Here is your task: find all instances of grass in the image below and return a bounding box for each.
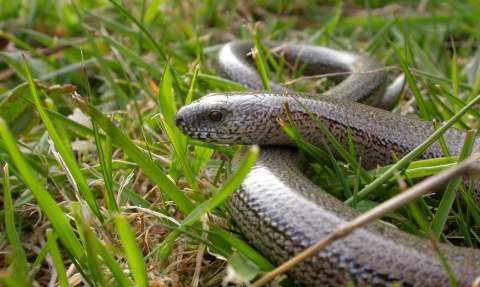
[0,0,479,286]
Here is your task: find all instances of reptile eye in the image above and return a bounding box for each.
[208,110,224,122]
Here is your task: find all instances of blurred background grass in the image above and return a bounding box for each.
[0,0,479,286]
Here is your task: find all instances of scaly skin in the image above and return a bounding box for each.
[175,41,480,286]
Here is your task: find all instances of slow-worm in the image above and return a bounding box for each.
[175,41,480,286]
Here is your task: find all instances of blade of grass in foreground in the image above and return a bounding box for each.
[44,99,75,159]
[186,65,215,176]
[0,275,24,287]
[197,73,248,91]
[114,214,149,286]
[251,46,271,91]
[160,116,199,190]
[22,56,103,222]
[46,229,69,287]
[390,41,429,120]
[83,225,108,286]
[0,118,86,260]
[82,49,118,214]
[208,225,274,271]
[315,157,460,191]
[87,226,135,287]
[3,164,31,285]
[157,59,197,187]
[429,130,477,240]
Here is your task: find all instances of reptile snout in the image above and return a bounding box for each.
[174,113,185,128]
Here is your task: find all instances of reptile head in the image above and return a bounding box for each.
[175,92,289,145]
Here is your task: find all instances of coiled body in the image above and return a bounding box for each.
[175,41,480,286]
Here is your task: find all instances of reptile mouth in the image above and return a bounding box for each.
[181,130,233,143]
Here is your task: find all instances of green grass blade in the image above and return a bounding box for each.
[31,236,50,273]
[251,46,271,91]
[0,275,27,287]
[22,56,103,221]
[454,205,472,247]
[208,225,274,271]
[85,165,165,211]
[197,73,248,91]
[114,214,149,287]
[0,118,86,260]
[365,19,394,53]
[44,99,75,159]
[104,0,183,93]
[323,143,352,198]
[389,41,429,120]
[185,65,200,105]
[352,157,362,209]
[21,97,106,142]
[226,252,261,284]
[83,227,108,286]
[105,130,116,211]
[80,8,137,38]
[158,59,191,184]
[3,164,31,285]
[316,157,459,190]
[433,120,450,157]
[93,113,117,213]
[107,0,166,61]
[158,58,177,129]
[323,2,343,45]
[409,68,473,91]
[425,86,470,130]
[160,115,199,190]
[99,33,163,79]
[429,130,476,239]
[346,119,357,161]
[410,39,441,75]
[0,31,53,64]
[450,37,459,111]
[192,146,214,175]
[255,39,280,74]
[87,41,117,215]
[435,85,480,121]
[78,25,130,109]
[0,81,74,131]
[46,230,69,287]
[252,34,273,82]
[96,237,135,287]
[38,59,97,82]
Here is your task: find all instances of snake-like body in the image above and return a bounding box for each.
[175,41,480,286]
